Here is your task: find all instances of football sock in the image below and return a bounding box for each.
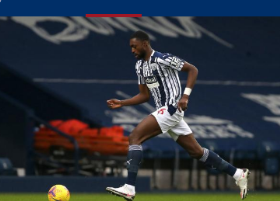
[199,148,237,176]
[126,145,143,186]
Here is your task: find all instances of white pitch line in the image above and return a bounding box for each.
[33,78,280,87]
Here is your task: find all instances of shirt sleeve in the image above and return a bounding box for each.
[135,61,146,84]
[137,73,145,84]
[155,53,185,71]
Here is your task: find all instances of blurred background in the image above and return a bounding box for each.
[0,17,280,193]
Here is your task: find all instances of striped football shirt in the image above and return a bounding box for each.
[135,50,185,114]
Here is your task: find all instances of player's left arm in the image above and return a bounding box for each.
[178,62,198,112]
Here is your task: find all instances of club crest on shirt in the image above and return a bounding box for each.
[150,63,158,71]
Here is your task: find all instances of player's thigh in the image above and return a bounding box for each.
[129,115,162,144]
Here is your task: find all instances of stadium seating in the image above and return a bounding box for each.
[1,17,280,190]
[34,119,128,176]
[0,158,17,176]
[257,141,280,189]
[35,119,128,156]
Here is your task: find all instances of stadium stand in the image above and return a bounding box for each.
[0,17,280,190]
[0,158,17,176]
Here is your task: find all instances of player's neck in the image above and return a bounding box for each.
[143,48,153,61]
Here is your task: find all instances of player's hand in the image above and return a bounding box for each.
[107,99,122,109]
[177,95,189,112]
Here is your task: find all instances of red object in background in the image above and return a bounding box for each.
[35,119,128,155]
[48,119,89,135]
[57,119,89,135]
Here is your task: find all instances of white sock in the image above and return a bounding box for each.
[233,168,243,180]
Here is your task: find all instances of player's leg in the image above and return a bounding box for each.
[128,114,162,145]
[176,134,250,199]
[176,134,238,174]
[126,114,162,186]
[106,114,162,200]
[170,120,250,199]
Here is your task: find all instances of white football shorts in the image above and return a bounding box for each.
[151,106,192,141]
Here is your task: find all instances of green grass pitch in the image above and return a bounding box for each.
[0,192,279,201]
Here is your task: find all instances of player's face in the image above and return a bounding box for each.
[130,38,146,59]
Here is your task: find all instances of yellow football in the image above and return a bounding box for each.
[48,185,70,201]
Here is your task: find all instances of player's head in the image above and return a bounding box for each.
[130,30,151,60]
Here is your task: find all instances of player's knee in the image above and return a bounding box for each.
[128,132,141,145]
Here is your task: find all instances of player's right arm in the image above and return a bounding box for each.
[107,84,150,109]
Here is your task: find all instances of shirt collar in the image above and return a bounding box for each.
[141,50,155,63]
[148,50,155,63]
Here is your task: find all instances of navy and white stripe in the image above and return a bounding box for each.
[135,50,185,110]
[129,145,143,151]
[199,148,210,162]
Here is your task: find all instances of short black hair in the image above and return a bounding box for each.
[130,30,150,42]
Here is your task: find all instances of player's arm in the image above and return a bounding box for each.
[178,62,198,112]
[107,84,150,109]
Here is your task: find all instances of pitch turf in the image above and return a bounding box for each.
[0,193,279,201]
